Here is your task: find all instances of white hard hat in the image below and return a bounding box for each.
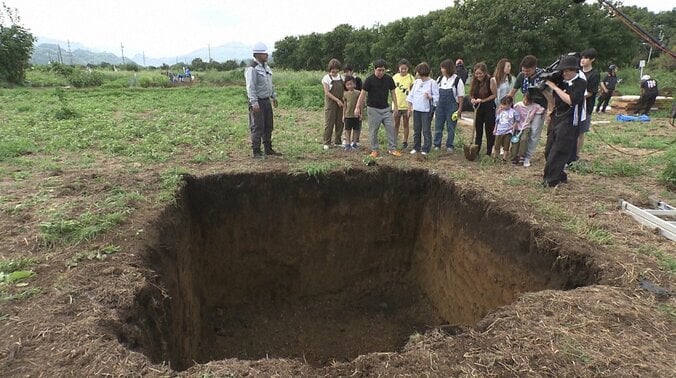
[252,42,268,54]
[641,75,650,81]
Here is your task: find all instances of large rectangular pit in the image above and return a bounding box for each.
[122,168,598,371]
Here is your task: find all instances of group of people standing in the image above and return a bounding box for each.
[245,41,616,188]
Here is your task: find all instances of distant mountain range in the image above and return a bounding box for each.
[30,37,254,66]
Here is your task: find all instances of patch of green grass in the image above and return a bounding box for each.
[657,304,676,318]
[66,244,121,268]
[157,167,190,204]
[0,257,39,302]
[569,159,643,178]
[304,161,337,182]
[559,337,592,365]
[0,257,38,274]
[1,287,41,301]
[635,245,676,274]
[531,196,613,245]
[0,137,37,161]
[504,175,527,186]
[39,188,139,246]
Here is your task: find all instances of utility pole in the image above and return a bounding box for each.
[67,40,73,65]
[143,51,146,67]
[57,44,63,64]
[121,43,125,65]
[208,44,211,62]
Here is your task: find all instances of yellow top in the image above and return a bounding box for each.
[392,73,415,110]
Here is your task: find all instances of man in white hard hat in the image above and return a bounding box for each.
[635,74,658,116]
[245,42,280,158]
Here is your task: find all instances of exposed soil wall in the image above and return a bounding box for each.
[123,168,599,371]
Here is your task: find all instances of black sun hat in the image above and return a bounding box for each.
[556,55,580,71]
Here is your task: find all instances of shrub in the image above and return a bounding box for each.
[68,71,104,88]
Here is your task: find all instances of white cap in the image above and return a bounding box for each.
[252,42,268,54]
[641,75,650,81]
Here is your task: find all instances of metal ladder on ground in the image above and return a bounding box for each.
[620,200,676,241]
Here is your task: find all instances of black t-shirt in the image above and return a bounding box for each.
[456,65,468,84]
[642,79,658,95]
[602,75,618,91]
[363,74,396,109]
[583,68,600,114]
[513,70,548,109]
[554,76,586,113]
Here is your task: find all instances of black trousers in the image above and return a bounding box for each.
[636,93,657,115]
[544,111,576,186]
[249,98,274,150]
[474,102,496,156]
[596,91,612,112]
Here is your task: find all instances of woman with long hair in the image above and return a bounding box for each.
[469,62,497,156]
[493,58,514,106]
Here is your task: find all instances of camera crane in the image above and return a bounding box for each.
[576,0,675,59]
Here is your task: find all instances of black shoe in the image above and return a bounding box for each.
[266,148,282,156]
[252,148,263,159]
[402,142,408,149]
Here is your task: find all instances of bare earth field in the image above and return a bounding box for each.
[0,86,674,376]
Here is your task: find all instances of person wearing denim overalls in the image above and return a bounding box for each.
[433,59,464,152]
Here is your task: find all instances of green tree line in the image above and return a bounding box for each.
[273,0,675,72]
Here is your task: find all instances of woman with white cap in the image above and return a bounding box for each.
[541,54,586,187]
[635,75,659,116]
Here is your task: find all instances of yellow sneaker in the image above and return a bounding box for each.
[369,150,379,158]
[388,150,402,157]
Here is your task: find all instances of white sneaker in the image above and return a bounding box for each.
[523,158,531,167]
[323,144,330,151]
[421,151,428,155]
[410,149,418,155]
[434,146,440,151]
[446,147,454,153]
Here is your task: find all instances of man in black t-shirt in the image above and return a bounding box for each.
[596,65,618,113]
[355,59,402,157]
[570,48,600,163]
[508,55,549,168]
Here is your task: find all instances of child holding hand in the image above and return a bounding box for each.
[493,95,519,161]
[511,92,545,165]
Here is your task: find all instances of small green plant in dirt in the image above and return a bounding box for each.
[304,161,337,182]
[634,245,676,274]
[657,304,676,318]
[0,257,38,302]
[66,244,121,268]
[53,87,79,120]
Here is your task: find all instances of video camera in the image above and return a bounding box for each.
[529,52,580,91]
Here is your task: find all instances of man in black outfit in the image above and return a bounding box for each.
[635,75,659,116]
[542,55,587,187]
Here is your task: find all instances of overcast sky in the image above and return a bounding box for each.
[9,0,674,58]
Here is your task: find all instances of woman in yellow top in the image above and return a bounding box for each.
[392,59,415,149]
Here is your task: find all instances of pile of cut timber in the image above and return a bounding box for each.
[610,95,673,113]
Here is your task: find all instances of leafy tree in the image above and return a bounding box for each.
[0,3,36,84]
[273,36,301,70]
[321,24,353,63]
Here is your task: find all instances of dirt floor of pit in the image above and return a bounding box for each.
[203,282,444,366]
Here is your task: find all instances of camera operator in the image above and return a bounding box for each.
[508,55,549,167]
[542,55,587,187]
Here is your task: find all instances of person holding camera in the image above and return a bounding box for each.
[542,55,587,187]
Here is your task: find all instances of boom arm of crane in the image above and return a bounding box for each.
[592,0,675,58]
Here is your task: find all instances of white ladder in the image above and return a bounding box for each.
[620,200,676,241]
